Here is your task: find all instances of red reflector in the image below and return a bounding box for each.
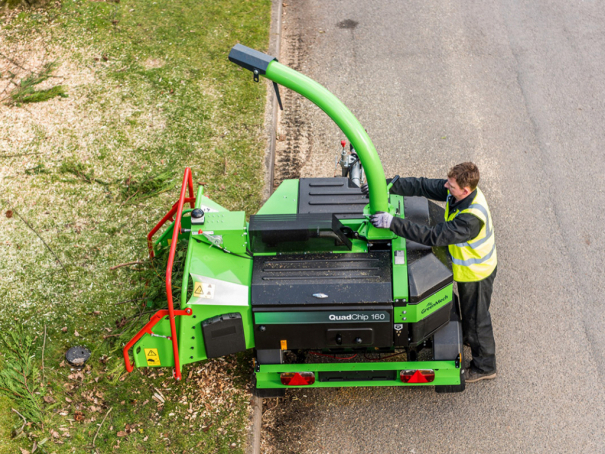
[400,369,435,383]
[280,372,315,386]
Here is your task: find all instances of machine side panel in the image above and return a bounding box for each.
[395,284,454,323]
[177,238,254,364]
[256,179,299,215]
[133,317,180,368]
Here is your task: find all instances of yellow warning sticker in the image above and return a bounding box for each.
[280,340,287,350]
[145,348,160,366]
[193,281,215,299]
[167,238,172,246]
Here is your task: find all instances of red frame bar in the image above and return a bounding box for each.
[122,308,192,373]
[125,168,196,380]
[146,170,195,258]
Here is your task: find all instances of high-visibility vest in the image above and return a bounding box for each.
[445,188,497,282]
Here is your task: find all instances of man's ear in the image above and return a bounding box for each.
[463,187,472,196]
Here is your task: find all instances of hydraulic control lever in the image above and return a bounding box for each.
[387,175,400,192]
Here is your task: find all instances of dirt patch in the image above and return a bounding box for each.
[143,57,165,69]
[272,4,314,187]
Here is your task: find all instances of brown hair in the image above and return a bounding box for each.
[448,162,480,190]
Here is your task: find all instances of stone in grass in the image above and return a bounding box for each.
[65,346,91,368]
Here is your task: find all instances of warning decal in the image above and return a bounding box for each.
[280,340,287,350]
[193,281,215,299]
[145,348,160,366]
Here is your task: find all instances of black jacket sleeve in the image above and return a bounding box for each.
[389,177,449,201]
[390,213,483,247]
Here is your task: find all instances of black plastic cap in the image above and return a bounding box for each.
[65,346,91,368]
[228,44,277,75]
[191,208,204,219]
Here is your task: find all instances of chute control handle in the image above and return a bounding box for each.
[386,175,400,192]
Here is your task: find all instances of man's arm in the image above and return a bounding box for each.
[390,213,482,246]
[389,177,449,201]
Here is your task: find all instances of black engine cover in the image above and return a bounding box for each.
[253,305,393,350]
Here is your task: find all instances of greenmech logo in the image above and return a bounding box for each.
[421,294,451,314]
[329,313,370,321]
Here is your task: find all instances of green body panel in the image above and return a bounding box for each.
[134,194,255,366]
[265,61,388,214]
[133,316,181,368]
[255,361,461,388]
[392,235,409,301]
[394,284,454,323]
[256,179,299,215]
[195,211,248,254]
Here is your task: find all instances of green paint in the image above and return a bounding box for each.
[392,235,408,301]
[133,315,182,368]
[395,284,453,323]
[255,310,390,325]
[255,360,461,388]
[264,61,389,214]
[197,211,247,254]
[257,179,299,214]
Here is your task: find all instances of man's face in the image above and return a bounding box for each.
[445,177,472,201]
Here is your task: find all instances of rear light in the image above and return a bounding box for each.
[280,372,315,386]
[400,369,435,383]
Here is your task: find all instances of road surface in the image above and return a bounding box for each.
[264,1,605,452]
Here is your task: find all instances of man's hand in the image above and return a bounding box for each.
[370,212,393,229]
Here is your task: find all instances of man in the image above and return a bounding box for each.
[366,162,497,383]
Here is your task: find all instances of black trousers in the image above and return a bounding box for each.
[458,267,497,374]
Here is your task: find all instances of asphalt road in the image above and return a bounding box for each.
[265,0,605,452]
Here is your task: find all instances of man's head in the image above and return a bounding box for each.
[445,162,480,201]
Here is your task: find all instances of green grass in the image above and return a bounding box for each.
[7,61,68,104]
[0,0,270,451]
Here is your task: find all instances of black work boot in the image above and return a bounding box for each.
[464,366,497,383]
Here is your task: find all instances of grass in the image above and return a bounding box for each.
[7,61,68,105]
[0,0,271,451]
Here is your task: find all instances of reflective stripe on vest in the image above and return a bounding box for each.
[445,188,497,282]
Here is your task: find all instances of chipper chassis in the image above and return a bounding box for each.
[123,45,465,394]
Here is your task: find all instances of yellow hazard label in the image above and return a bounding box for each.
[145,348,160,366]
[280,340,287,350]
[193,281,215,299]
[193,282,203,297]
[167,238,172,246]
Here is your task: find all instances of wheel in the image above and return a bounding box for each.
[433,302,465,393]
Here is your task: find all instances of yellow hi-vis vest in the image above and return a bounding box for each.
[445,188,497,282]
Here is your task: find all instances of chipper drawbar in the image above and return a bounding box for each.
[123,44,465,394]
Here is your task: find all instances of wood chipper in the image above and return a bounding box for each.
[123,44,465,394]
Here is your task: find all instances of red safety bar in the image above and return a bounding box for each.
[122,308,192,372]
[146,169,195,258]
[124,168,196,380]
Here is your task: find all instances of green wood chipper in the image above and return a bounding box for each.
[122,44,465,395]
